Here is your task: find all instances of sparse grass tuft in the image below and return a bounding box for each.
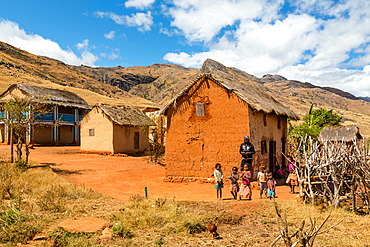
[48,227,98,247]
[112,222,134,239]
[111,196,224,236]
[37,184,67,212]
[0,205,43,244]
[0,160,105,245]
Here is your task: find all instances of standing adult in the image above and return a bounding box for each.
[239,135,255,171]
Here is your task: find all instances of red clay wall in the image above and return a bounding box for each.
[165,78,251,180]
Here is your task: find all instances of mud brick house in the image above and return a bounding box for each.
[160,59,299,181]
[80,103,155,154]
[0,84,91,145]
[319,126,362,144]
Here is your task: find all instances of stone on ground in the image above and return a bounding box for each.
[99,227,113,243]
[58,218,112,233]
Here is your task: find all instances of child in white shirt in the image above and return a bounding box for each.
[214,163,223,200]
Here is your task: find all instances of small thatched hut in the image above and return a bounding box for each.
[80,103,155,154]
[0,84,91,145]
[160,59,299,181]
[319,126,362,143]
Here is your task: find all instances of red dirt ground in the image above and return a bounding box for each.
[0,145,297,202]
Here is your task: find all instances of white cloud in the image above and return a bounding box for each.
[279,65,370,97]
[0,19,98,66]
[165,0,271,43]
[94,11,153,32]
[125,0,155,10]
[104,30,116,40]
[108,52,119,60]
[76,39,90,50]
[163,0,370,96]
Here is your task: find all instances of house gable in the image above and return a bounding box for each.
[0,87,27,101]
[166,77,251,178]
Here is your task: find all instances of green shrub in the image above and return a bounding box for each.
[112,223,133,239]
[0,207,41,244]
[15,158,28,171]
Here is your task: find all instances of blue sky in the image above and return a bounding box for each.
[0,0,370,97]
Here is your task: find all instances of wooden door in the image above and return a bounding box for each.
[134,132,139,149]
[269,140,276,172]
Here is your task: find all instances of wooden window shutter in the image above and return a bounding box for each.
[196,103,205,117]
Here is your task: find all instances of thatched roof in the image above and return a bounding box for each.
[96,103,155,127]
[0,84,91,109]
[159,59,299,119]
[319,126,362,142]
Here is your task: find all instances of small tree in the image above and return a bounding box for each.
[288,104,342,153]
[1,97,52,167]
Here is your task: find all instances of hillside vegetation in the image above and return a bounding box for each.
[1,41,370,135]
[74,62,370,136]
[0,41,158,109]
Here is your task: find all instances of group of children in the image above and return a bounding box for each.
[257,166,277,199]
[214,157,299,200]
[214,163,252,201]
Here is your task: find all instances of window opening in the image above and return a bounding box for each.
[261,141,267,154]
[196,103,205,117]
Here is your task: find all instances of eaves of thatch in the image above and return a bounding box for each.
[96,103,155,127]
[0,84,92,109]
[319,125,362,142]
[159,59,299,120]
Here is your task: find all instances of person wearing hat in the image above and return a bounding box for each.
[239,135,255,171]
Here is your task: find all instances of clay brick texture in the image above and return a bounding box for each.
[165,78,287,181]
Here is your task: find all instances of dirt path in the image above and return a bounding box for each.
[0,145,297,202]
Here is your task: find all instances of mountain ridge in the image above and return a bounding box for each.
[1,41,370,136]
[0,41,158,109]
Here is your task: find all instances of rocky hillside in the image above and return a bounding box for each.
[0,41,158,109]
[74,63,370,136]
[71,63,198,104]
[1,41,369,136]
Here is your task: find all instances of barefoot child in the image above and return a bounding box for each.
[239,167,252,200]
[286,170,298,193]
[257,166,267,199]
[267,172,277,200]
[214,163,223,200]
[228,167,240,201]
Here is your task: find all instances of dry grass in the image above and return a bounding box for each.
[1,160,369,246]
[0,43,159,110]
[0,161,112,245]
[268,200,370,246]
